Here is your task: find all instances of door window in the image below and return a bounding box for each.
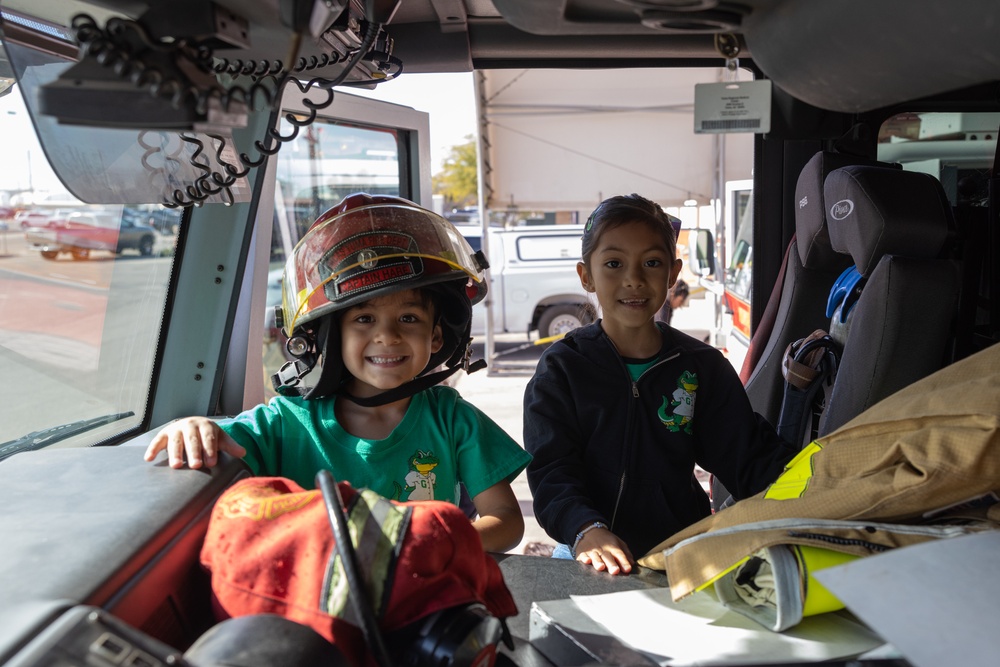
[878,111,997,205]
[262,98,428,399]
[0,36,182,454]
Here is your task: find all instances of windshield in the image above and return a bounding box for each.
[0,35,182,449]
[878,111,999,206]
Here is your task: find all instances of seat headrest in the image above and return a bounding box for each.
[793,151,890,269]
[824,165,952,276]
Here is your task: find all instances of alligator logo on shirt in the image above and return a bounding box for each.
[393,449,440,501]
[658,370,697,434]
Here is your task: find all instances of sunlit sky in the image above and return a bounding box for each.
[347,72,477,172]
[0,90,63,195]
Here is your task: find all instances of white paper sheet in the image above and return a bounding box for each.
[570,587,883,666]
[816,530,1000,667]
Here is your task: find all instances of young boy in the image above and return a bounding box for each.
[144,193,532,553]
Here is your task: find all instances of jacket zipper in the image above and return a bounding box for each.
[609,350,679,528]
[785,531,891,553]
[610,470,626,528]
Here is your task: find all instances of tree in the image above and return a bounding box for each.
[433,135,478,208]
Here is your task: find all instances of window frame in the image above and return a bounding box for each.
[217,89,432,414]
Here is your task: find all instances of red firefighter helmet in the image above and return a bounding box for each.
[273,193,489,401]
[282,192,487,337]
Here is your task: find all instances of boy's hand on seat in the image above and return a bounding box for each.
[144,417,246,470]
[575,528,634,575]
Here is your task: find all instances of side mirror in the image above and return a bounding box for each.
[688,229,716,277]
[0,55,15,99]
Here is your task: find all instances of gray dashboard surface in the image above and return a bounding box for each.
[0,445,243,662]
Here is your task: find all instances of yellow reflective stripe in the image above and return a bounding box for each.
[764,441,823,500]
[793,544,856,616]
[358,489,409,615]
[323,489,410,621]
[697,555,750,592]
[324,557,350,618]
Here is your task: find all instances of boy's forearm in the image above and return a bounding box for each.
[472,507,524,554]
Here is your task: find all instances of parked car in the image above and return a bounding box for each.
[122,206,183,236]
[445,207,479,224]
[25,211,158,260]
[14,209,51,230]
[461,225,595,338]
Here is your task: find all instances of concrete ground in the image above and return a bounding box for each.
[451,295,721,555]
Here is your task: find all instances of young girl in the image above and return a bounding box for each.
[523,194,793,574]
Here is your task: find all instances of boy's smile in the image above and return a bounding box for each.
[339,288,444,397]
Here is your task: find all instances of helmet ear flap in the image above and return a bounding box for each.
[304,316,349,399]
[270,316,350,399]
[422,280,474,374]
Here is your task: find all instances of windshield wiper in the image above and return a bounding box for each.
[0,411,136,461]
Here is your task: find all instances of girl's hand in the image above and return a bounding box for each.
[575,527,635,575]
[144,417,246,469]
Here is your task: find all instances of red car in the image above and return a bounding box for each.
[25,211,158,260]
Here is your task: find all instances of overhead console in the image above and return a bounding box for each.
[0,0,404,207]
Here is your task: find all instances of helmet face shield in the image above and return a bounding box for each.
[282,197,486,337]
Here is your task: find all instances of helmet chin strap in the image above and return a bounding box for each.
[271,317,339,399]
[272,332,487,406]
[271,357,317,396]
[340,357,486,407]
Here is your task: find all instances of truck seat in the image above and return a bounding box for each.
[818,165,960,435]
[742,151,889,426]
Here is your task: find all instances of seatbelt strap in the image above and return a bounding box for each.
[740,234,795,385]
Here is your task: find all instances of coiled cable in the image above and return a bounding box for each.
[69,2,394,208]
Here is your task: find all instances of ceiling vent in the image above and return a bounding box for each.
[615,0,749,33]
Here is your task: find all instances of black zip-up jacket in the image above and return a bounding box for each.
[523,322,795,558]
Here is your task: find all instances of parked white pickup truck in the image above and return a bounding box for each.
[457,224,595,339]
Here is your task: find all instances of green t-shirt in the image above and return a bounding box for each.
[625,357,658,382]
[219,385,531,505]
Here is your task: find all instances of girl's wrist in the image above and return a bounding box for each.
[571,521,608,557]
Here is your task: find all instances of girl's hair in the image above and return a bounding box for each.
[581,193,679,264]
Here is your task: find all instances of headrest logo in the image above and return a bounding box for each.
[829,199,854,220]
[799,195,808,209]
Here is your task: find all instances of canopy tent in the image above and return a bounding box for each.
[474,67,754,224]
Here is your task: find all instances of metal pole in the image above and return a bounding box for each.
[473,71,497,374]
[713,132,728,348]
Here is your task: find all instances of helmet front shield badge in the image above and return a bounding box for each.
[281,199,487,339]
